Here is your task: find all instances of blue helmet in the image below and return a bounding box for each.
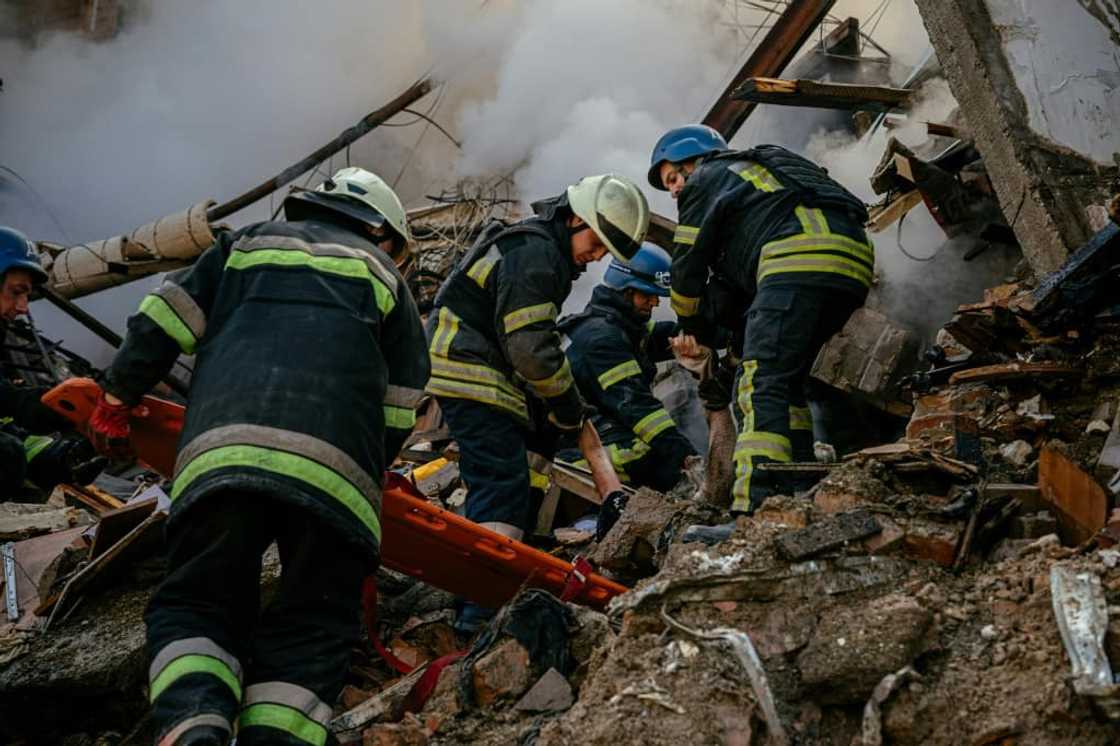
[603,243,671,297]
[647,124,729,190]
[0,226,47,284]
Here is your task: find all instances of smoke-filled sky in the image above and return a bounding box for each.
[0,0,1015,364]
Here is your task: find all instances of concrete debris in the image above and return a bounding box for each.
[471,637,534,708]
[0,503,94,541]
[514,667,574,713]
[998,439,1034,467]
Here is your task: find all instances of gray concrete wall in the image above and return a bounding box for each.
[915,0,1119,275]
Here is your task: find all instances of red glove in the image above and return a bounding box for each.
[88,392,132,458]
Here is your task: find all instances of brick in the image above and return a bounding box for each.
[471,638,533,707]
[1039,445,1109,545]
[340,685,376,711]
[814,487,869,514]
[362,715,429,746]
[863,514,905,554]
[899,518,961,567]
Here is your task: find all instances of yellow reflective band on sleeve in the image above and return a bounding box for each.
[238,703,327,746]
[23,435,53,463]
[149,654,242,704]
[598,359,642,390]
[383,405,415,430]
[789,406,813,432]
[226,249,396,316]
[503,302,558,334]
[529,469,551,490]
[526,358,574,399]
[634,408,674,444]
[673,225,699,246]
[795,206,829,235]
[466,245,501,288]
[737,163,782,192]
[173,445,381,543]
[670,289,701,317]
[429,307,460,357]
[139,294,198,354]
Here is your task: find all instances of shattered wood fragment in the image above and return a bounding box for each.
[88,497,157,560]
[57,484,124,514]
[867,190,923,233]
[948,361,1081,385]
[731,77,911,112]
[1020,222,1120,318]
[1038,446,1109,545]
[774,510,881,561]
[330,666,428,741]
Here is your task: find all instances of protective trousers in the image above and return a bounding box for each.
[438,397,555,539]
[145,492,368,746]
[731,285,863,514]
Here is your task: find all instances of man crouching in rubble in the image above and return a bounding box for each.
[556,242,697,494]
[649,125,874,524]
[0,226,103,498]
[425,173,650,634]
[87,168,429,746]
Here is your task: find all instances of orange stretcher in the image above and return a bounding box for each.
[44,378,627,610]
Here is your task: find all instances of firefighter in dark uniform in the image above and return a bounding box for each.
[0,226,102,498]
[87,168,430,746]
[426,173,649,631]
[557,243,696,493]
[649,125,873,516]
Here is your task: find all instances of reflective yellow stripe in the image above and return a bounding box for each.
[737,360,758,431]
[467,246,501,288]
[238,703,327,746]
[737,163,782,192]
[598,359,642,390]
[757,254,873,287]
[226,249,396,316]
[789,406,812,431]
[173,445,381,543]
[795,206,829,235]
[430,307,460,357]
[150,654,242,703]
[634,408,674,444]
[529,469,551,490]
[671,289,701,317]
[426,376,528,419]
[384,405,415,430]
[673,225,699,246]
[139,295,198,354]
[526,358,574,399]
[733,431,793,463]
[503,302,558,334]
[23,435,53,462]
[429,355,524,400]
[760,233,874,263]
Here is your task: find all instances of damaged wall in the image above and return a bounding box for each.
[915,0,1120,275]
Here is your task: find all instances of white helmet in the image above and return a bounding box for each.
[286,167,410,247]
[566,173,650,263]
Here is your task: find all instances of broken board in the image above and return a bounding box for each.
[42,378,627,611]
[774,510,882,561]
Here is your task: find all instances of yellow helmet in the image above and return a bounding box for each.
[566,173,650,263]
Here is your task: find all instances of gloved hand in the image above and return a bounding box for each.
[697,355,737,411]
[26,432,108,490]
[548,401,595,433]
[8,386,72,434]
[595,490,629,541]
[88,391,133,458]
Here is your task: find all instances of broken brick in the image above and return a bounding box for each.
[899,518,961,567]
[362,715,429,746]
[471,637,533,708]
[1038,445,1109,545]
[340,685,376,711]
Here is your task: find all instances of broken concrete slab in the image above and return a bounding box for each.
[514,667,574,713]
[797,594,933,704]
[0,503,94,541]
[591,488,682,571]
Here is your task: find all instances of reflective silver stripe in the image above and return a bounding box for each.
[158,713,232,746]
[234,234,399,299]
[243,682,332,727]
[795,206,829,235]
[385,384,424,409]
[150,637,242,684]
[154,281,206,340]
[174,424,378,506]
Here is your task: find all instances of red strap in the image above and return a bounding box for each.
[361,575,415,676]
[402,650,467,714]
[559,556,593,603]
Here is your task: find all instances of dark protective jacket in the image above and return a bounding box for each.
[0,325,68,468]
[558,286,696,488]
[103,216,430,557]
[670,145,874,338]
[425,197,583,426]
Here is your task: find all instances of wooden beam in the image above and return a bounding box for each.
[703,0,836,140]
[867,190,923,233]
[732,77,911,113]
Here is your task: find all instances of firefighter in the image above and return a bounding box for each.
[87,168,429,746]
[556,243,696,497]
[426,173,648,631]
[649,125,874,517]
[0,226,102,497]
